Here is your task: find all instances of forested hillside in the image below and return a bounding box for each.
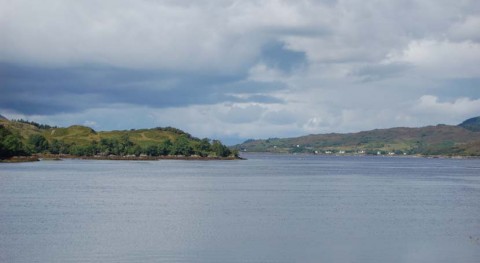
[0,117,237,159]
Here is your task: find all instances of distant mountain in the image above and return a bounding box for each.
[234,117,480,156]
[0,114,7,121]
[0,117,237,159]
[459,116,480,132]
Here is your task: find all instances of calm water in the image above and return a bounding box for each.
[1,154,479,263]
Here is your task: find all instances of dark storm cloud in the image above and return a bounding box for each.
[0,63,284,115]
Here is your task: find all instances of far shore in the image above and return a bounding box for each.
[239,151,480,159]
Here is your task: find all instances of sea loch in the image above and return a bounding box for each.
[1,154,479,263]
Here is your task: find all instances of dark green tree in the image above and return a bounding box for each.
[69,142,98,156]
[145,145,159,156]
[28,134,49,153]
[0,131,27,158]
[99,138,116,155]
[119,134,134,155]
[211,140,231,157]
[49,139,70,154]
[3,135,23,154]
[171,136,193,156]
[158,139,172,155]
[194,138,211,157]
[128,145,143,156]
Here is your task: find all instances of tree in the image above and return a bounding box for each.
[211,140,231,157]
[195,138,211,156]
[28,134,49,153]
[158,139,172,155]
[99,137,133,156]
[99,138,116,155]
[119,134,134,155]
[171,136,193,156]
[49,139,70,154]
[128,145,142,156]
[69,142,98,156]
[0,134,26,158]
[4,135,23,153]
[145,145,159,156]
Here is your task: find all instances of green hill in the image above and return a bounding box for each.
[0,118,237,159]
[234,117,480,156]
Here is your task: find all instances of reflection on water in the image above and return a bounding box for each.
[1,154,479,263]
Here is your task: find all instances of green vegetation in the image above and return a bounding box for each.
[14,119,57,130]
[234,117,480,157]
[0,118,238,160]
[0,125,28,158]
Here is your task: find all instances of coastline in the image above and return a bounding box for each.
[1,154,243,163]
[0,156,40,163]
[3,152,478,163]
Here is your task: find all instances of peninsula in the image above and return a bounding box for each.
[0,116,238,161]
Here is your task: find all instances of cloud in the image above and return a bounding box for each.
[386,40,480,78]
[217,104,266,124]
[263,110,298,125]
[415,95,480,116]
[1,0,480,143]
[448,15,480,42]
[259,41,307,73]
[83,120,97,128]
[351,62,412,82]
[0,0,313,72]
[0,63,285,114]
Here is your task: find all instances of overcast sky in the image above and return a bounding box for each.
[1,0,480,144]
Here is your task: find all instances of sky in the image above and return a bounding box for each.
[1,0,480,145]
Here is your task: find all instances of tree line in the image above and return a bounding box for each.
[13,119,57,130]
[0,125,236,159]
[0,125,28,158]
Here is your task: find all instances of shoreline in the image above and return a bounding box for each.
[1,154,243,163]
[54,154,242,161]
[0,156,41,163]
[2,152,478,163]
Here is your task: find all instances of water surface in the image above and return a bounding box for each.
[1,154,479,262]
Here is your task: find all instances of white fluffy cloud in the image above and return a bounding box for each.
[415,95,480,116]
[386,40,480,78]
[0,0,312,71]
[3,0,475,70]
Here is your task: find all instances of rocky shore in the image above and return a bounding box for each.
[0,156,40,163]
[1,154,243,163]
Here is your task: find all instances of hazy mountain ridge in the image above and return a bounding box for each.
[459,116,480,132]
[234,117,480,156]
